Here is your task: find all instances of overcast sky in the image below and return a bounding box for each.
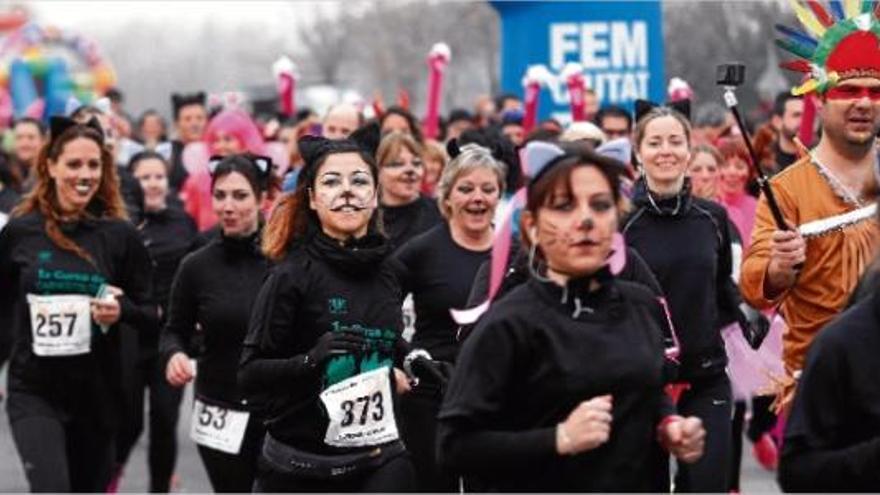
[27,1,337,29]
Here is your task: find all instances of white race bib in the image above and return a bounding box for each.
[321,367,398,448]
[26,294,92,357]
[189,398,250,455]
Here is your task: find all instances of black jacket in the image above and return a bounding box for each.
[159,229,268,406]
[239,231,407,455]
[780,287,880,492]
[622,179,739,379]
[135,205,197,349]
[438,269,673,492]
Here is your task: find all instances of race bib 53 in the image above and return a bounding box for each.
[189,398,250,455]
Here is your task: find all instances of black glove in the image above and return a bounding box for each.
[737,303,770,351]
[305,331,367,368]
[404,349,453,390]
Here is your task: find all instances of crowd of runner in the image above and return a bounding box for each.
[2,4,880,492]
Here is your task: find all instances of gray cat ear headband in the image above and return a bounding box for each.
[522,138,632,184]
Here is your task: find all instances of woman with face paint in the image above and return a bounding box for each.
[377,132,443,249]
[622,106,743,492]
[393,142,505,491]
[437,143,705,491]
[159,154,274,492]
[111,151,197,492]
[0,117,153,492]
[240,136,417,492]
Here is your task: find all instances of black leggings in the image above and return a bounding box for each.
[196,412,265,492]
[729,400,747,491]
[398,385,458,492]
[729,395,778,491]
[116,352,183,492]
[253,452,417,492]
[674,373,733,493]
[747,395,777,441]
[8,392,116,492]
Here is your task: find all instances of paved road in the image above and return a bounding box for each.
[0,378,781,493]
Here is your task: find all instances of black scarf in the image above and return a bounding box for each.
[306,230,391,276]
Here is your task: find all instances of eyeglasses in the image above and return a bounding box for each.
[825,85,880,101]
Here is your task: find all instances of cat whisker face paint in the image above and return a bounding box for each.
[309,152,378,240]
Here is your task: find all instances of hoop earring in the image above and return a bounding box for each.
[527,241,552,283]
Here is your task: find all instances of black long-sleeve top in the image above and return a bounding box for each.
[239,231,406,455]
[0,212,153,428]
[779,288,880,492]
[135,205,197,350]
[382,195,442,249]
[159,230,267,406]
[0,186,20,214]
[622,179,739,379]
[394,223,490,362]
[438,269,674,492]
[168,140,190,194]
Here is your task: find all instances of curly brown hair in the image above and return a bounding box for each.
[13,124,127,263]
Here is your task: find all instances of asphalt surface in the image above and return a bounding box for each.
[0,375,781,493]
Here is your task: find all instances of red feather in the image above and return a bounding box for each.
[780,59,813,73]
[397,88,410,111]
[805,0,834,26]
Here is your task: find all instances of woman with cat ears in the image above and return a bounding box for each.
[437,140,705,491]
[160,153,276,491]
[240,132,449,492]
[622,99,767,492]
[0,116,154,491]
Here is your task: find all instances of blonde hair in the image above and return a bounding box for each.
[376,131,423,168]
[436,144,506,218]
[421,139,447,166]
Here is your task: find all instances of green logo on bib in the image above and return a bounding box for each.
[328,297,348,315]
[37,250,52,263]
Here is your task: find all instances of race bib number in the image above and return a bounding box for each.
[26,294,92,357]
[189,399,250,455]
[402,294,416,342]
[321,367,399,448]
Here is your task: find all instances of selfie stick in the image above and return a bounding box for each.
[718,69,788,230]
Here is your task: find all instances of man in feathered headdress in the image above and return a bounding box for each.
[740,0,880,413]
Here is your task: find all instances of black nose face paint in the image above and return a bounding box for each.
[580,217,595,230]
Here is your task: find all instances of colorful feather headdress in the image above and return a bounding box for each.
[777,0,880,95]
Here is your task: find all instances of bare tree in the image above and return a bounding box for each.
[298,7,354,85]
[663,0,797,111]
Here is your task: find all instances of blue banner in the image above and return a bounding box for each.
[493,1,665,121]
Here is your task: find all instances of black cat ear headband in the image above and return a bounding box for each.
[49,115,105,148]
[633,98,691,123]
[446,138,505,162]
